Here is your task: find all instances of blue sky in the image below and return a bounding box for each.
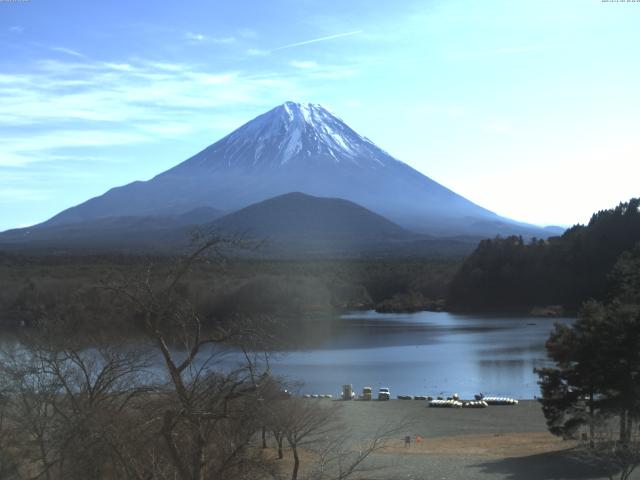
[1,0,638,231]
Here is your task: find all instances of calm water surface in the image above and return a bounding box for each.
[262,310,572,400]
[0,311,571,400]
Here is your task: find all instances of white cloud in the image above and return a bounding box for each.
[9,26,24,33]
[185,32,205,41]
[0,152,32,167]
[290,60,318,69]
[102,62,137,72]
[246,48,270,56]
[185,32,236,44]
[141,61,186,71]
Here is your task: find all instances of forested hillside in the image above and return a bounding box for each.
[448,198,640,311]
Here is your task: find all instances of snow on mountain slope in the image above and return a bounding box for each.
[169,101,391,172]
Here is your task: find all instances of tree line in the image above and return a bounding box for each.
[448,198,640,311]
[1,253,460,329]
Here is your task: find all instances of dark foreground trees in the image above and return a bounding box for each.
[536,244,640,479]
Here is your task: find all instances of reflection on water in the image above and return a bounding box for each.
[260,311,572,399]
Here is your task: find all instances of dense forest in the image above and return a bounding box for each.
[0,253,460,331]
[448,198,640,311]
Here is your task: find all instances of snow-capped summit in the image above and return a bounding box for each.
[171,101,392,172]
[37,102,552,239]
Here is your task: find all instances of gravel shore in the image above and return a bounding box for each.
[323,399,636,480]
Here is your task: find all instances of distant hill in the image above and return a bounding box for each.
[30,101,554,239]
[448,198,640,311]
[0,207,223,253]
[213,192,409,240]
[209,192,459,257]
[0,192,480,257]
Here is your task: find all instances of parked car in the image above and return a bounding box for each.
[341,384,356,400]
[361,386,372,400]
[378,387,391,400]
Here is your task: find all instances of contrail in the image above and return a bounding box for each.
[273,30,363,51]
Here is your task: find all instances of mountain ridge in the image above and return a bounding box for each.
[0,192,480,257]
[8,101,558,241]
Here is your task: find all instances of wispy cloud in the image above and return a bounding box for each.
[141,61,185,71]
[185,32,236,44]
[9,26,24,33]
[245,30,362,57]
[0,56,305,166]
[0,131,152,167]
[246,48,269,56]
[185,32,205,41]
[51,46,85,58]
[212,36,235,44]
[0,187,52,202]
[290,60,318,69]
[273,30,363,51]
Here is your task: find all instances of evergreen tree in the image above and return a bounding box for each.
[536,245,640,445]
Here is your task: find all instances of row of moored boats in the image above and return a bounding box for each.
[428,396,519,408]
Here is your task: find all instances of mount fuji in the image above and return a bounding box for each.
[1,102,557,252]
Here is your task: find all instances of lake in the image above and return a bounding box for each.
[0,310,571,401]
[259,310,572,400]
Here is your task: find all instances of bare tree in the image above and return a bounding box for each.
[0,342,61,480]
[279,399,340,480]
[306,420,405,480]
[0,328,151,480]
[264,397,290,460]
[0,236,281,480]
[109,236,280,480]
[0,390,19,479]
[268,397,407,480]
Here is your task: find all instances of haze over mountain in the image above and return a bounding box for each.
[0,207,224,252]
[0,192,477,257]
[35,102,555,239]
